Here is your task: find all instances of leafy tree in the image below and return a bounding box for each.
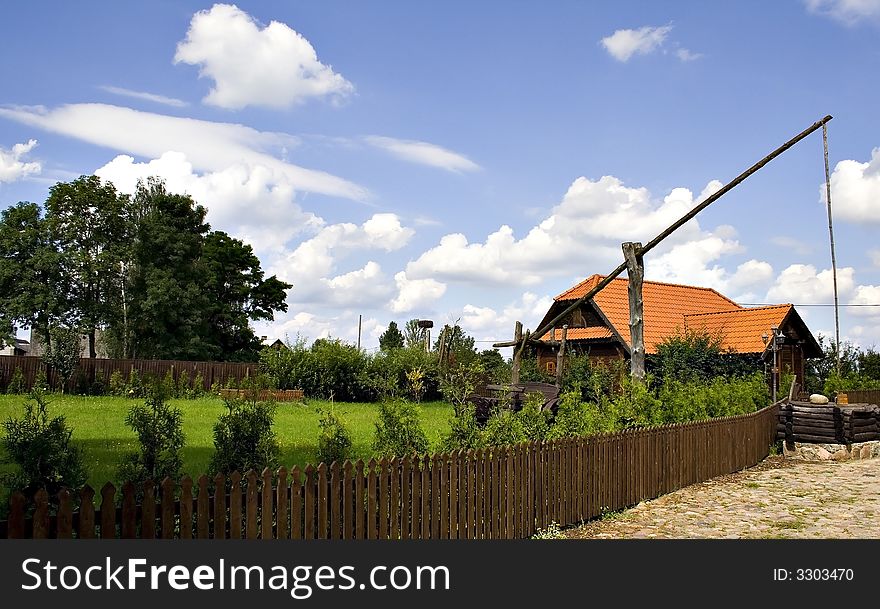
[434,323,477,367]
[859,348,880,381]
[315,407,354,464]
[379,321,405,351]
[1,390,87,502]
[479,349,509,383]
[650,327,761,383]
[0,202,68,351]
[201,231,291,361]
[41,325,82,393]
[44,176,129,358]
[402,319,426,349]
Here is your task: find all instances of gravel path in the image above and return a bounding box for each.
[563,456,880,539]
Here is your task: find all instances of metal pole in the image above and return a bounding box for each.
[822,124,840,375]
[357,314,362,351]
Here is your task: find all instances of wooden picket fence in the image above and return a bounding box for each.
[0,355,258,392]
[1,403,779,539]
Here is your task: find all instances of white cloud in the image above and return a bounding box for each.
[406,175,724,286]
[0,139,41,183]
[95,151,322,256]
[770,235,813,255]
[363,136,480,173]
[766,263,855,303]
[0,103,367,200]
[804,0,880,24]
[675,48,702,62]
[827,148,880,223]
[389,272,447,313]
[99,85,188,108]
[600,25,672,62]
[174,3,354,109]
[849,284,880,315]
[460,292,554,352]
[870,249,880,267]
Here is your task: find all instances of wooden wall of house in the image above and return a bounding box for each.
[536,342,625,376]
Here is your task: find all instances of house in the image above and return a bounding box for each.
[535,274,821,389]
[0,337,31,356]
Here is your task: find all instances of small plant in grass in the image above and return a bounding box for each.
[439,404,484,452]
[162,369,177,399]
[190,372,206,398]
[210,398,280,474]
[315,407,354,464]
[177,369,190,398]
[127,368,145,398]
[33,368,48,392]
[117,389,185,487]
[6,366,25,394]
[531,522,564,539]
[372,399,430,458]
[0,389,88,505]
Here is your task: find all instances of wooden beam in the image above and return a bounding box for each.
[528,115,833,344]
[555,325,568,388]
[510,321,523,385]
[622,242,645,382]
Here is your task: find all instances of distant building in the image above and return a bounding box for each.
[27,327,111,358]
[0,337,31,356]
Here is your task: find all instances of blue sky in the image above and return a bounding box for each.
[2,1,879,353]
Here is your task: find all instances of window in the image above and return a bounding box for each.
[545,360,556,374]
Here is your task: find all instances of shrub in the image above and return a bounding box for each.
[517,395,551,441]
[33,368,48,392]
[372,400,430,458]
[190,372,206,398]
[483,408,525,447]
[117,391,185,487]
[439,404,484,452]
[177,369,190,397]
[0,390,87,502]
[546,391,597,439]
[439,361,484,413]
[210,398,280,474]
[6,366,25,394]
[127,368,146,398]
[315,407,354,464]
[650,328,761,383]
[366,346,440,401]
[108,370,127,396]
[162,369,177,399]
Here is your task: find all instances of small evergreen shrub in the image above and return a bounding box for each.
[439,404,484,452]
[108,370,126,396]
[483,408,526,447]
[372,399,430,457]
[1,390,87,502]
[315,407,354,464]
[517,395,551,441]
[210,398,280,474]
[6,366,26,394]
[117,391,185,486]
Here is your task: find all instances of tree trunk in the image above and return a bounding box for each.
[88,328,96,359]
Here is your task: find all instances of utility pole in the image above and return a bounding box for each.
[823,124,840,375]
[357,314,362,351]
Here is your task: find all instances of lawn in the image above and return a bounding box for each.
[0,393,454,490]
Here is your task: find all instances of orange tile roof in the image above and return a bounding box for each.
[553,275,743,353]
[684,305,792,354]
[541,327,614,342]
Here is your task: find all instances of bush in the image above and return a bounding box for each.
[1,390,87,502]
[108,370,127,396]
[438,361,484,413]
[517,395,551,441]
[210,398,280,474]
[6,366,25,394]
[547,391,597,439]
[650,328,761,383]
[439,404,484,452]
[117,391,185,487]
[372,400,430,458]
[483,408,525,447]
[190,372,206,398]
[366,347,440,401]
[315,407,354,464]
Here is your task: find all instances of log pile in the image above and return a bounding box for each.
[777,401,880,444]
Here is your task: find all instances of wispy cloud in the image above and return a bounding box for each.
[601,25,672,62]
[804,0,880,25]
[0,139,41,183]
[99,85,188,108]
[364,135,480,173]
[676,48,702,62]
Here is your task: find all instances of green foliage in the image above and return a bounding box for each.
[117,391,185,486]
[127,368,147,398]
[209,398,280,474]
[6,366,25,394]
[379,321,405,351]
[434,323,478,367]
[439,361,484,413]
[650,327,761,382]
[531,521,564,539]
[483,408,526,447]
[372,399,430,458]
[162,369,177,399]
[190,372,206,399]
[315,407,354,465]
[308,339,370,401]
[518,353,554,383]
[1,390,87,501]
[479,349,510,383]
[41,325,82,392]
[33,368,48,392]
[654,373,769,424]
[108,370,126,396]
[804,334,879,394]
[439,404,484,452]
[402,319,426,349]
[518,395,551,441]
[547,391,598,439]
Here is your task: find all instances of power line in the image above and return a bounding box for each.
[740,303,880,308]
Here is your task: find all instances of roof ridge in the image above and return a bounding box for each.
[685,303,792,318]
[554,273,601,300]
[557,273,743,308]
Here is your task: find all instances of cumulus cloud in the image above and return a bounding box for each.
[766,263,856,303]
[363,136,480,173]
[850,284,880,314]
[174,3,354,109]
[0,139,41,183]
[95,151,322,256]
[0,103,367,200]
[827,148,880,223]
[389,272,447,313]
[460,292,554,351]
[804,0,880,24]
[406,175,729,287]
[600,25,672,62]
[770,235,813,255]
[99,85,188,108]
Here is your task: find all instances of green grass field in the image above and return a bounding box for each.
[0,394,454,489]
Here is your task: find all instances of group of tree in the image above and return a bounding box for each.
[0,176,290,361]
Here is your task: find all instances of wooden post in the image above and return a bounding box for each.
[555,325,568,388]
[622,242,645,382]
[510,322,523,386]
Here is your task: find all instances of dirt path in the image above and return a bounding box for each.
[563,456,880,539]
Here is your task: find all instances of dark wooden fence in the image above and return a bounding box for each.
[1,403,779,539]
[776,401,880,444]
[0,355,258,392]
[844,389,880,406]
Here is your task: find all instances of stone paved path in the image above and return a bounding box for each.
[563,456,880,539]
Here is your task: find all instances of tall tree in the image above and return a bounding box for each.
[201,231,291,361]
[0,202,68,350]
[434,324,477,366]
[403,318,426,349]
[44,176,129,357]
[379,321,405,351]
